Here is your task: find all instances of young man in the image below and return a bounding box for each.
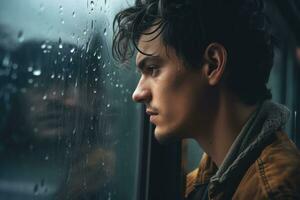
[113,0,300,199]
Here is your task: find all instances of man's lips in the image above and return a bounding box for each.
[146,109,158,116]
[146,109,158,123]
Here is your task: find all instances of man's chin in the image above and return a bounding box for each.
[154,127,180,144]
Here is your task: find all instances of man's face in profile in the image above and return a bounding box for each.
[132,28,212,143]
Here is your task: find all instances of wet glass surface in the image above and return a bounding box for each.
[0,0,140,199]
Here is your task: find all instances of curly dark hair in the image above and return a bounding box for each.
[112,0,275,105]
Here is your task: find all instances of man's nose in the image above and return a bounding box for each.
[132,80,151,103]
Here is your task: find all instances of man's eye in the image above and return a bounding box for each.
[145,65,160,77]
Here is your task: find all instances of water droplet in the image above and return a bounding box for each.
[47,45,52,49]
[90,1,94,7]
[58,37,63,49]
[42,95,47,100]
[33,69,41,76]
[106,104,110,108]
[97,54,102,60]
[33,184,39,194]
[102,64,106,68]
[28,79,33,84]
[93,68,96,72]
[93,90,97,94]
[72,11,76,17]
[70,48,75,53]
[116,84,119,88]
[45,155,49,160]
[83,29,87,35]
[41,43,47,49]
[103,28,107,36]
[95,78,98,82]
[17,30,24,42]
[51,74,55,79]
[61,19,65,24]
[2,55,10,67]
[59,5,63,15]
[40,3,45,12]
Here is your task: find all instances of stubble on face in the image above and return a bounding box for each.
[135,29,211,144]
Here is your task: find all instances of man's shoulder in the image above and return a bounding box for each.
[234,131,300,199]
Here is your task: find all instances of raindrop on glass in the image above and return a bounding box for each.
[30,106,35,111]
[51,74,55,79]
[40,3,45,12]
[106,104,110,108]
[33,184,39,195]
[28,79,33,84]
[95,77,98,82]
[70,48,75,53]
[103,28,107,36]
[33,69,41,76]
[61,19,65,24]
[93,90,97,94]
[72,11,76,17]
[59,5,63,15]
[58,37,63,49]
[17,30,24,43]
[2,55,10,67]
[45,155,49,160]
[41,43,47,49]
[42,95,47,100]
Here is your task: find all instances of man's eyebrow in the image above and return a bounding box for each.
[136,56,161,71]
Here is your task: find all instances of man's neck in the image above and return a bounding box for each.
[195,94,258,167]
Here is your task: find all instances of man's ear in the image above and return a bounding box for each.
[202,43,227,86]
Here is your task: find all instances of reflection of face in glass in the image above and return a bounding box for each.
[22,81,85,141]
[11,41,95,143]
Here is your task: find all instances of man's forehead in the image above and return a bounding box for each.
[136,25,164,64]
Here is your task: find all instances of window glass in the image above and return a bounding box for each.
[0,0,139,199]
